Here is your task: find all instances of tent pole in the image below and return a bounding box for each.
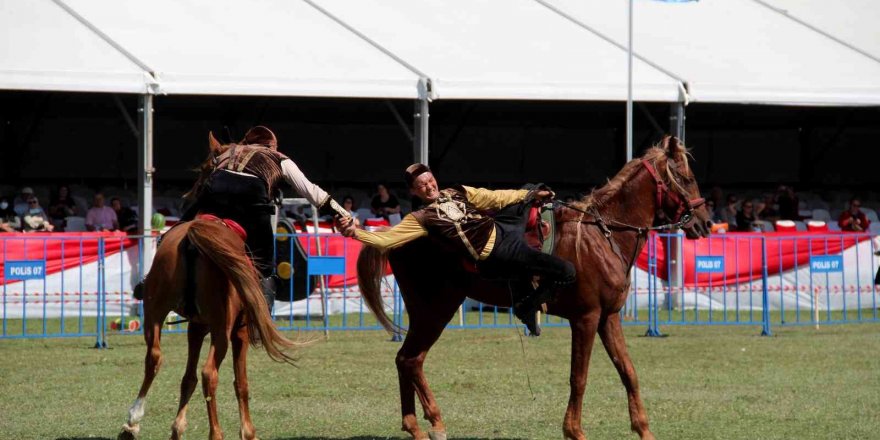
[626,0,633,162]
[668,101,686,311]
[413,79,430,165]
[671,101,686,142]
[137,94,155,273]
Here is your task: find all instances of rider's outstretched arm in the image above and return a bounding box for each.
[351,214,427,251]
[463,186,530,211]
[280,158,349,218]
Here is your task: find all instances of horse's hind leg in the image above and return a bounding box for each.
[231,322,257,440]
[598,311,655,440]
[169,322,208,440]
[118,320,165,440]
[202,328,230,440]
[563,312,601,440]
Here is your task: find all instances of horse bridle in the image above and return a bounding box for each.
[555,159,705,271]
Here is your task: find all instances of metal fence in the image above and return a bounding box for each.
[1,232,878,346]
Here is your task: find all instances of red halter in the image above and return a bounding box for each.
[641,160,705,223]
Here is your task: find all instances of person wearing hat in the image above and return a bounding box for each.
[136,126,349,313]
[13,187,34,217]
[337,163,575,336]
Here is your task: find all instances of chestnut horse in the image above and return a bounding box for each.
[118,219,298,440]
[357,136,711,440]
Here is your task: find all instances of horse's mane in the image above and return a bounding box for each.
[578,137,690,211]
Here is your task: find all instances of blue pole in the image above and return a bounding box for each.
[761,236,772,336]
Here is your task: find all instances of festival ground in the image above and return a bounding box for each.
[1,321,877,440]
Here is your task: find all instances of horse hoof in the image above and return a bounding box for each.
[428,430,447,440]
[117,424,138,440]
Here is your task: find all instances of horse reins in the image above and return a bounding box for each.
[555,159,704,272]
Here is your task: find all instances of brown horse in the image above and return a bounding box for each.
[118,219,298,440]
[357,136,711,440]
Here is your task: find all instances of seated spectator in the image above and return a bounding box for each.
[776,185,800,220]
[838,198,870,232]
[370,183,401,220]
[756,193,779,222]
[21,196,54,232]
[13,187,34,216]
[735,201,759,232]
[705,199,719,222]
[1,197,22,232]
[48,184,78,232]
[342,195,358,218]
[716,194,739,230]
[85,193,118,231]
[111,197,138,234]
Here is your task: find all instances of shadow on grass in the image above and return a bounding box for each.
[56,438,114,440]
[274,437,527,440]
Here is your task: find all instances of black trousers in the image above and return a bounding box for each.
[478,202,575,285]
[182,170,276,278]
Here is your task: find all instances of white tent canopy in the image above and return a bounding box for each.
[0,0,150,93]
[545,0,880,106]
[61,0,422,98]
[316,0,682,102]
[2,0,879,104]
[761,0,880,62]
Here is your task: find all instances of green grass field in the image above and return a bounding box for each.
[1,322,878,440]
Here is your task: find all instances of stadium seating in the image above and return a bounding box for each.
[775,220,797,232]
[65,216,86,232]
[811,209,832,222]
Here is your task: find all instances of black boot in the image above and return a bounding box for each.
[260,276,277,314]
[133,280,145,300]
[513,281,553,336]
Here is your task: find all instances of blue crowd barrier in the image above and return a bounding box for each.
[1,231,878,345]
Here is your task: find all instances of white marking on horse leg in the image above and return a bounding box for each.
[428,430,447,440]
[128,397,146,425]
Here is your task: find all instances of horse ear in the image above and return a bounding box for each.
[665,135,683,157]
[208,131,222,153]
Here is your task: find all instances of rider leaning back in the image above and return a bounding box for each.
[136,126,349,311]
[338,163,576,335]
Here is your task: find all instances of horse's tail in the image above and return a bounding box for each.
[185,220,298,364]
[356,245,401,335]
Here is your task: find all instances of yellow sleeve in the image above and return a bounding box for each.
[463,186,530,211]
[353,214,428,251]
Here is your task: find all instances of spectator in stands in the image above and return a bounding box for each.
[21,196,53,232]
[342,195,358,218]
[705,199,719,223]
[735,201,759,232]
[776,185,800,220]
[0,197,22,232]
[85,193,118,231]
[370,183,401,220]
[13,187,34,217]
[48,184,78,232]
[111,197,138,234]
[708,186,724,212]
[717,194,739,230]
[838,197,870,232]
[756,193,779,222]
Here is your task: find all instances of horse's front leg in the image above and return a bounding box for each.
[563,312,601,440]
[231,323,257,440]
[118,317,165,440]
[202,330,230,440]
[170,322,208,440]
[397,296,462,440]
[599,311,655,440]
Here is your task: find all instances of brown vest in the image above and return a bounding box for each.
[410,186,496,260]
